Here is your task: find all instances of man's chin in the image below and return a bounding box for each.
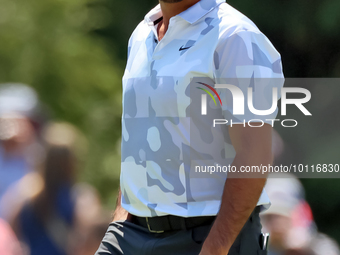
[159,0,184,3]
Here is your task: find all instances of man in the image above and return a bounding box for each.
[0,83,43,219]
[96,0,283,254]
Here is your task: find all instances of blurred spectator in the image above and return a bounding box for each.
[309,233,340,255]
[68,211,110,255]
[0,83,45,218]
[261,174,312,254]
[0,218,24,255]
[261,173,340,255]
[5,122,107,255]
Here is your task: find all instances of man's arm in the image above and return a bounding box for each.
[112,188,133,222]
[200,124,273,255]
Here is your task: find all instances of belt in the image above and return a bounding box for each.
[133,214,216,233]
[133,206,261,233]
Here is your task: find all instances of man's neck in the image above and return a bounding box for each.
[159,0,200,28]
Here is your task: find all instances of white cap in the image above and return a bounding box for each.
[263,173,305,217]
[0,83,38,117]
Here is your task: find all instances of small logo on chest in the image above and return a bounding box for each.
[179,45,192,51]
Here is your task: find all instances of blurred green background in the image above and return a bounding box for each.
[0,0,339,242]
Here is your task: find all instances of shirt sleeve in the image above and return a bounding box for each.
[213,30,284,125]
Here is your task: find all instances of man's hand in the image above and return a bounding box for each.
[112,188,133,222]
[199,124,273,255]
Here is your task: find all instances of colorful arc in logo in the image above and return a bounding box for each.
[196,82,222,106]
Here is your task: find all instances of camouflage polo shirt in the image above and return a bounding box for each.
[120,0,284,217]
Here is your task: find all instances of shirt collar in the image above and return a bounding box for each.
[144,0,225,25]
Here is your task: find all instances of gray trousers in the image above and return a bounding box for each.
[95,208,267,255]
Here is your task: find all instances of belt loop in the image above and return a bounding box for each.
[146,217,164,233]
